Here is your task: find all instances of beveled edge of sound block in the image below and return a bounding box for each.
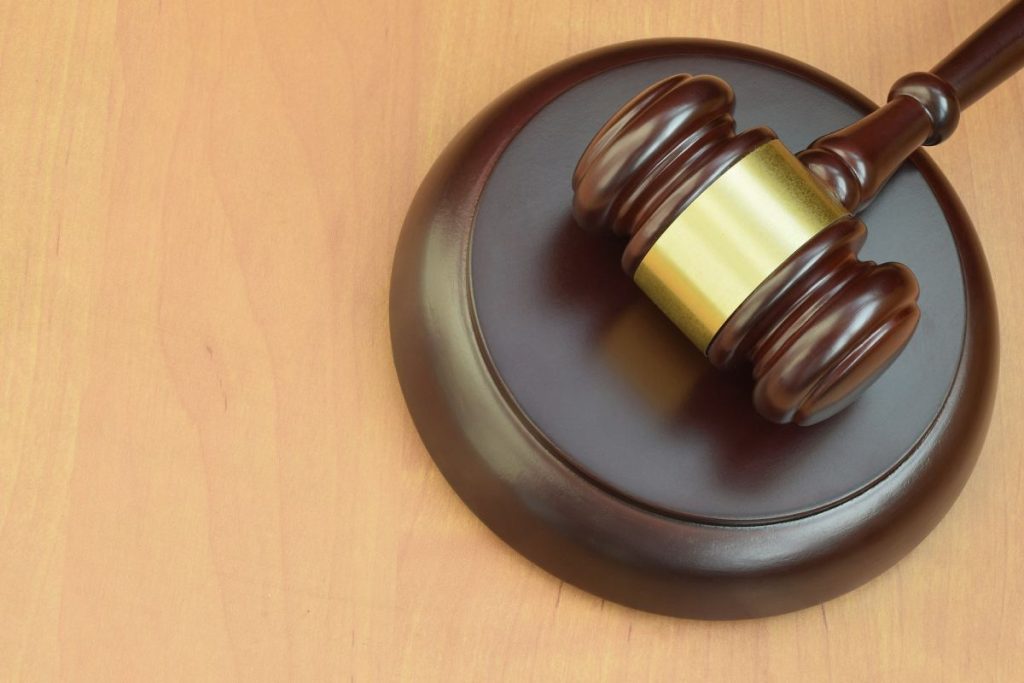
[389,39,998,619]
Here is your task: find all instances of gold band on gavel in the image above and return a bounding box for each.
[633,139,849,351]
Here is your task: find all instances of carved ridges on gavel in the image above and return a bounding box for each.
[711,218,920,424]
[572,0,1024,423]
[572,74,772,269]
[571,73,922,425]
[798,72,962,212]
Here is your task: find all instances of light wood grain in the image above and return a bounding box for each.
[1,0,1022,680]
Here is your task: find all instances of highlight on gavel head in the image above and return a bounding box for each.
[572,74,921,425]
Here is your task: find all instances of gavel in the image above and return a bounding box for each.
[572,0,1024,425]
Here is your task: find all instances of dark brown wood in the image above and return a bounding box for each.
[802,0,1024,209]
[572,73,772,265]
[708,217,920,425]
[571,74,921,425]
[570,2,1022,424]
[390,39,998,618]
[797,95,934,211]
[932,0,1024,108]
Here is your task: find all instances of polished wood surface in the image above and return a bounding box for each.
[398,41,994,618]
[570,69,926,426]
[933,0,1024,107]
[801,0,1024,210]
[1,0,1021,680]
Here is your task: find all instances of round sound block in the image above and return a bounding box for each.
[390,40,998,619]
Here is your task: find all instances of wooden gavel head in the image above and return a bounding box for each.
[572,73,922,426]
[573,1,1024,424]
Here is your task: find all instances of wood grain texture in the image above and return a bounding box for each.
[0,0,1020,680]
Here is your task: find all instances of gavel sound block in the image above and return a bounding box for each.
[391,40,1000,617]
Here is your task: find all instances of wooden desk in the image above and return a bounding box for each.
[2,0,1021,679]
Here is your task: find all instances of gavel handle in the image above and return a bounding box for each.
[934,0,1024,107]
[798,0,1024,212]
